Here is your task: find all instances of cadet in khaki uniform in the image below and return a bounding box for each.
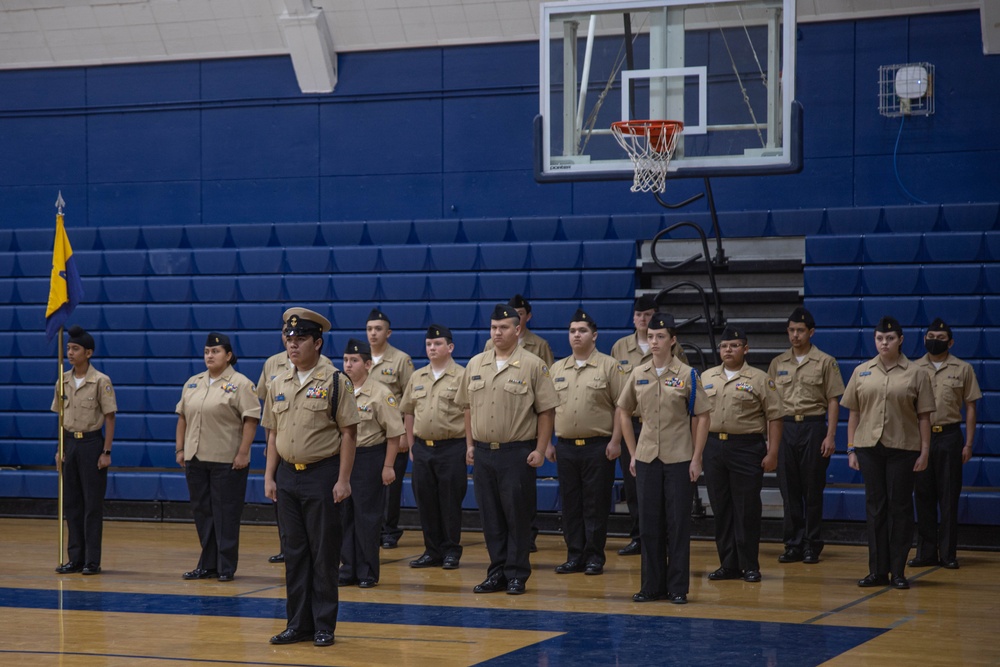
[52,325,117,576]
[263,308,359,647]
[618,313,711,604]
[701,325,783,583]
[911,318,982,569]
[340,338,404,588]
[548,309,626,576]
[767,307,845,565]
[175,333,260,582]
[400,324,468,570]
[366,308,414,549]
[483,294,555,366]
[610,294,687,557]
[456,304,560,595]
[842,316,935,590]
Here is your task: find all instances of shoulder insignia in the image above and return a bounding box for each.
[405,358,413,367]
[386,395,398,407]
[105,385,114,394]
[250,384,257,394]
[344,377,354,391]
[617,365,627,375]
[767,379,776,391]
[831,361,839,369]
[541,365,549,377]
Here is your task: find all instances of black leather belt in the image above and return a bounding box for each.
[931,423,961,434]
[783,415,826,423]
[64,429,102,440]
[557,436,607,446]
[355,441,387,454]
[475,440,534,450]
[709,432,765,443]
[417,437,465,448]
[281,456,336,472]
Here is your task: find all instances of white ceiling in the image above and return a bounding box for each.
[0,0,984,71]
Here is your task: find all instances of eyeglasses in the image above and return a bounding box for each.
[719,343,746,351]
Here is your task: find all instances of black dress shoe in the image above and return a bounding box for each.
[742,570,761,583]
[618,540,641,556]
[381,539,398,549]
[891,575,910,590]
[55,562,83,574]
[313,630,335,647]
[802,550,819,564]
[584,562,604,576]
[409,554,443,569]
[268,553,284,564]
[667,593,688,604]
[473,576,507,594]
[942,559,960,570]
[358,578,377,589]
[907,556,940,568]
[217,573,234,582]
[530,542,537,553]
[337,576,358,587]
[81,563,101,575]
[269,628,314,645]
[778,548,803,563]
[506,578,526,595]
[632,591,664,603]
[443,556,460,570]
[857,573,890,588]
[554,560,585,574]
[183,568,218,580]
[708,567,742,581]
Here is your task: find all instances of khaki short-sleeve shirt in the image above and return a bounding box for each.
[610,333,687,381]
[915,353,982,425]
[257,351,292,401]
[175,365,261,463]
[399,360,466,441]
[841,355,937,451]
[262,357,360,464]
[767,345,846,417]
[371,343,413,400]
[702,362,783,434]
[617,359,710,464]
[551,349,628,439]
[456,346,560,443]
[51,365,117,432]
[354,375,406,448]
[484,330,555,366]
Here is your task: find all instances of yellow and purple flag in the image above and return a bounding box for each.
[45,212,85,341]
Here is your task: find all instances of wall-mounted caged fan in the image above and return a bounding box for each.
[878,63,935,117]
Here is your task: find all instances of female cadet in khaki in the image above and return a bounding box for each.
[912,318,982,569]
[547,308,627,576]
[175,333,260,581]
[456,304,560,596]
[617,313,710,603]
[842,316,935,590]
[400,324,468,570]
[52,325,117,575]
[610,294,687,557]
[366,307,415,549]
[701,325,783,583]
[340,338,405,588]
[263,308,359,647]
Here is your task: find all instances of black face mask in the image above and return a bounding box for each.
[925,338,949,356]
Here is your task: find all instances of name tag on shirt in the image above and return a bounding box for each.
[859,371,872,377]
[704,384,714,389]
[778,370,789,376]
[187,383,198,388]
[275,394,286,401]
[471,375,482,381]
[636,379,649,385]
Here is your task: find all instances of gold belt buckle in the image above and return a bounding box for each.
[425,440,435,447]
[718,433,729,441]
[794,415,805,422]
[294,463,307,471]
[490,442,500,450]
[931,425,943,433]
[574,439,586,446]
[73,431,84,439]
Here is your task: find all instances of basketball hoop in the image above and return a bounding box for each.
[611,120,684,194]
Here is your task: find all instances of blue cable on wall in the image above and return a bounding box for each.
[894,115,928,205]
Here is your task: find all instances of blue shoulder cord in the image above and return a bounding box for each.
[688,368,697,416]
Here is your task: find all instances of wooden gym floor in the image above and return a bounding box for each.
[0,517,997,666]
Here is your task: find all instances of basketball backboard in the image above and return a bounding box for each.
[535,0,800,184]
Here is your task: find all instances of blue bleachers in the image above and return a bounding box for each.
[805,236,861,265]
[273,222,319,247]
[862,265,921,295]
[510,216,560,242]
[191,276,238,301]
[191,248,239,274]
[238,275,284,301]
[99,226,142,250]
[147,249,194,276]
[147,276,193,302]
[381,245,429,272]
[366,220,413,245]
[229,224,274,248]
[582,240,636,269]
[771,208,824,236]
[238,247,284,273]
[825,206,882,235]
[479,242,529,270]
[284,275,332,301]
[140,225,186,249]
[462,218,509,243]
[803,266,861,295]
[412,219,460,244]
[529,272,581,299]
[284,247,332,273]
[429,244,478,271]
[529,241,582,270]
[863,233,922,263]
[331,246,379,273]
[941,202,999,231]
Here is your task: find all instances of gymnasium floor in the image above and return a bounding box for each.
[1,518,997,666]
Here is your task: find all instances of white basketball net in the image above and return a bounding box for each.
[611,121,682,194]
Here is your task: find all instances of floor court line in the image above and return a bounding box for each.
[800,567,939,624]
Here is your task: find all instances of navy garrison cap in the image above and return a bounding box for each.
[648,312,676,331]
[492,304,519,321]
[788,307,816,329]
[875,316,902,336]
[570,308,597,329]
[720,324,747,342]
[633,294,657,312]
[927,317,952,338]
[344,338,371,356]
[367,308,390,325]
[507,294,531,313]
[426,324,453,341]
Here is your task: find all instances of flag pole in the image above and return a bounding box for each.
[54,191,67,565]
